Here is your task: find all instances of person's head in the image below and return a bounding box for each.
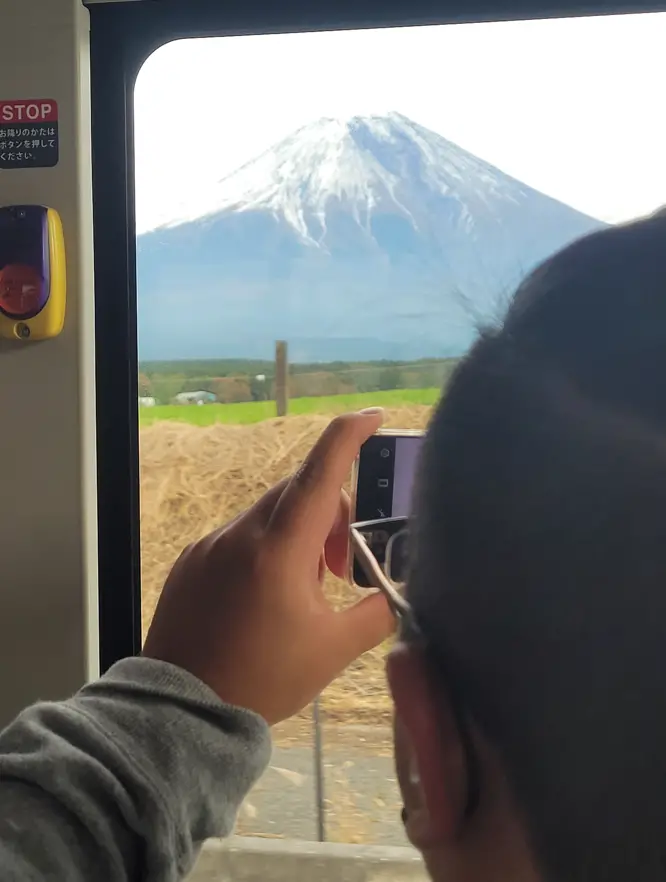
[389,207,666,882]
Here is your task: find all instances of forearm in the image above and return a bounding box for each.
[0,657,271,882]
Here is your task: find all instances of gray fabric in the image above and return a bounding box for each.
[0,657,272,881]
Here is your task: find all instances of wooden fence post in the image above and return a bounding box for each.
[275,341,288,417]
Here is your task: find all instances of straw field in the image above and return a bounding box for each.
[140,405,433,728]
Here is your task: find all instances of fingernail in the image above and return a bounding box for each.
[359,407,384,416]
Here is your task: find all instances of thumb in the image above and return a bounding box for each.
[334,592,396,666]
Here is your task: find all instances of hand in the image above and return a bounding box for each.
[142,409,395,725]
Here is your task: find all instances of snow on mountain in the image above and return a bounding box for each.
[163,112,535,244]
[138,113,605,362]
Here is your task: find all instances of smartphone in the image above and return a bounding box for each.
[350,429,425,587]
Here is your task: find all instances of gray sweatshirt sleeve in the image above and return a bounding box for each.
[0,657,272,882]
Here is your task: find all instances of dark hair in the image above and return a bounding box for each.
[409,208,666,882]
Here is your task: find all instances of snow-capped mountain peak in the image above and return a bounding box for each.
[139,112,604,362]
[161,112,532,245]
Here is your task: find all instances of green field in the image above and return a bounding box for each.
[139,387,441,427]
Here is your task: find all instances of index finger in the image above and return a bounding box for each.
[268,409,384,557]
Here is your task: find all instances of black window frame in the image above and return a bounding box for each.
[90,0,666,672]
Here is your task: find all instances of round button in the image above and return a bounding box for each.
[0,264,45,319]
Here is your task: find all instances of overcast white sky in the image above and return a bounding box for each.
[134,13,666,234]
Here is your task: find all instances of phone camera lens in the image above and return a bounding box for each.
[380,448,390,458]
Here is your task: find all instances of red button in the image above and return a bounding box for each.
[0,264,45,318]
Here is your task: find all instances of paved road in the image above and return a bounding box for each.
[236,742,407,846]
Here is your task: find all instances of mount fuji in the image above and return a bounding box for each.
[137,112,604,362]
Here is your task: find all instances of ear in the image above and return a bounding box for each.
[387,641,469,849]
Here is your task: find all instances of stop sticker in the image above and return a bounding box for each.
[0,263,46,318]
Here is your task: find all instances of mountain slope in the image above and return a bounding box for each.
[137,112,605,362]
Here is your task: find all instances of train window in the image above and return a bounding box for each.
[89,0,666,855]
[124,13,666,843]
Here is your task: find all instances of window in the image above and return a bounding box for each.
[90,0,666,851]
[126,14,666,843]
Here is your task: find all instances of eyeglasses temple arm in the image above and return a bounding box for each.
[349,527,413,621]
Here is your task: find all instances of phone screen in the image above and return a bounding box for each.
[391,436,423,518]
[352,432,424,586]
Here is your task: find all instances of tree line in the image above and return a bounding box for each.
[139,358,458,405]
